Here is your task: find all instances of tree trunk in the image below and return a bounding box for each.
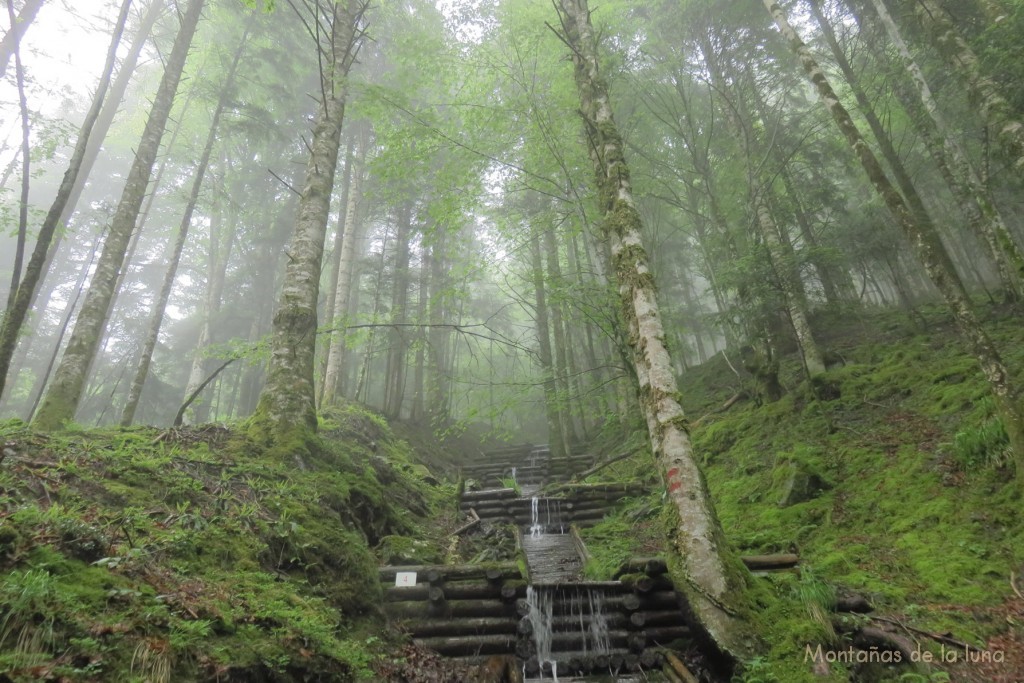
[427,234,451,425]
[32,0,203,431]
[0,0,43,77]
[529,222,567,460]
[555,0,755,660]
[765,0,1024,486]
[905,0,1024,177]
[250,0,368,444]
[544,225,578,454]
[321,128,368,405]
[120,27,249,427]
[384,202,413,419]
[24,0,163,320]
[0,0,132,404]
[316,134,356,403]
[867,0,1024,301]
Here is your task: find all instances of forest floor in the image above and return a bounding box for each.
[2,303,1023,682]
[576,302,1024,682]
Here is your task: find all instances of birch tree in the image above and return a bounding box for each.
[764,0,1024,486]
[0,0,132,403]
[553,0,755,659]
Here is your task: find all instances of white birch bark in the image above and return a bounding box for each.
[765,0,1024,485]
[556,0,754,658]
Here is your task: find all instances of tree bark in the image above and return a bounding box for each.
[120,26,249,427]
[529,219,567,461]
[250,0,368,443]
[384,202,413,418]
[0,0,132,404]
[31,0,203,431]
[554,0,754,660]
[765,0,1024,485]
[904,0,1024,178]
[321,128,368,405]
[867,0,1024,301]
[0,0,42,77]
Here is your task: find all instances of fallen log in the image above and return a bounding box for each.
[416,634,517,657]
[664,651,699,683]
[379,563,521,583]
[452,508,481,536]
[399,616,518,638]
[569,449,640,482]
[741,553,799,570]
[614,557,668,579]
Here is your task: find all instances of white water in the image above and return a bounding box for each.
[526,586,557,681]
[529,496,565,538]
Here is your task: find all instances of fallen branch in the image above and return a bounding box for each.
[691,391,748,428]
[172,358,236,427]
[452,508,481,536]
[1012,572,1023,600]
[571,449,638,481]
[867,615,975,651]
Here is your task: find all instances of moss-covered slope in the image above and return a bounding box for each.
[578,306,1024,682]
[0,402,449,682]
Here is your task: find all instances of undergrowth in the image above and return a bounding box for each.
[0,402,449,682]
[577,305,1024,682]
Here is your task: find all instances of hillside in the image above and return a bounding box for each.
[576,304,1024,682]
[2,306,1023,683]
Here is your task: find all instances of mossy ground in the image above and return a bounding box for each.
[0,402,454,682]
[578,304,1024,682]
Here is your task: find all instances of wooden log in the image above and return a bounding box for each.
[835,593,873,613]
[629,609,686,629]
[500,584,518,602]
[386,599,516,620]
[416,634,516,657]
[379,563,521,583]
[400,616,518,638]
[664,651,699,683]
[641,649,664,669]
[610,557,667,577]
[741,553,799,570]
[644,625,691,644]
[384,581,526,602]
[459,488,518,501]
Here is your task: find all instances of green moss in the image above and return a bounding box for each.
[0,406,443,681]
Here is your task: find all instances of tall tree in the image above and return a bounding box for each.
[120,25,250,426]
[0,0,133,403]
[0,0,42,76]
[764,0,1024,486]
[554,0,754,659]
[249,0,369,444]
[32,0,205,430]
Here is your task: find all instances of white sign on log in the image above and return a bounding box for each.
[395,572,417,587]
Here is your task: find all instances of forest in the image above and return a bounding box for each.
[1,0,1023,681]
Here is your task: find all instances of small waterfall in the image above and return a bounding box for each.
[529,496,565,538]
[526,586,613,679]
[526,586,558,681]
[511,466,518,487]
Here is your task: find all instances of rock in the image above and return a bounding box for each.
[778,461,831,507]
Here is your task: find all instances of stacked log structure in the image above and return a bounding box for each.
[380,562,525,659]
[458,483,646,529]
[461,444,599,489]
